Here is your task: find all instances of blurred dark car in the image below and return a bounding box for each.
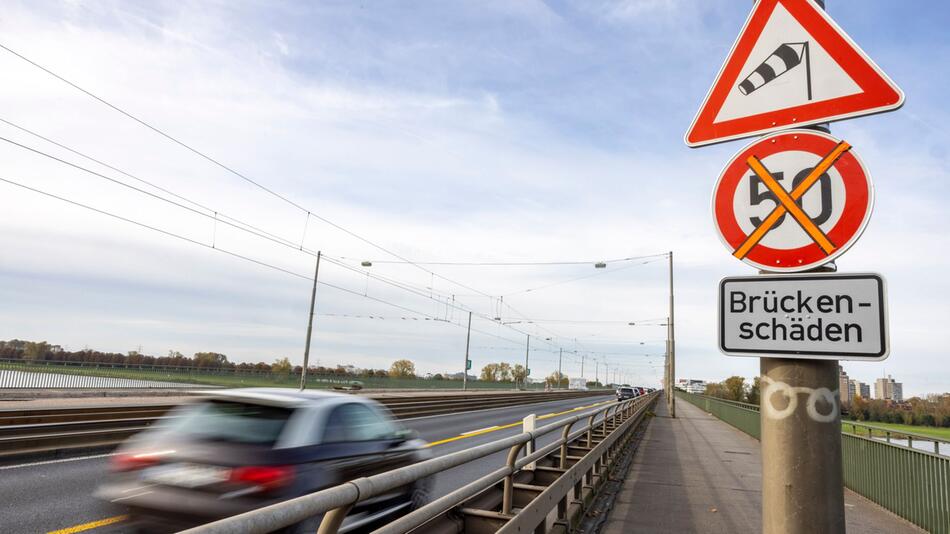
[96,388,432,533]
[616,386,637,401]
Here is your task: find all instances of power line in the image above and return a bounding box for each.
[0,175,312,281]
[0,43,676,356]
[0,125,524,340]
[0,124,555,345]
[501,257,667,297]
[335,253,669,266]
[0,42,674,363]
[0,132,311,254]
[0,117,301,249]
[0,42,493,300]
[0,174,538,351]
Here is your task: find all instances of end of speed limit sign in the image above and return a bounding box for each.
[712,129,873,272]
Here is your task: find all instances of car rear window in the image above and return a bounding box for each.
[620,388,634,393]
[165,400,293,446]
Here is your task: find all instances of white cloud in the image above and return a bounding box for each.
[0,1,945,396]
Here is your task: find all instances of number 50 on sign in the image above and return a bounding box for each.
[711,130,873,272]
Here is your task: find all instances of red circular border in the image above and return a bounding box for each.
[712,130,872,271]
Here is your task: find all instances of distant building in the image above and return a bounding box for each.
[875,375,903,402]
[850,379,870,400]
[838,366,854,406]
[679,379,706,394]
[851,379,871,399]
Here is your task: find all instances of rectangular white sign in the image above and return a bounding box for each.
[719,273,888,360]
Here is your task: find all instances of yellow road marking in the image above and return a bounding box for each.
[47,515,128,534]
[424,399,613,448]
[734,141,851,260]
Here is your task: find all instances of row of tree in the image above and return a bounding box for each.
[0,339,399,377]
[701,374,950,428]
[849,394,950,427]
[4,339,607,387]
[703,376,761,405]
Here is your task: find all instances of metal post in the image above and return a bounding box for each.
[668,250,675,417]
[463,312,472,391]
[299,251,321,391]
[558,348,563,389]
[580,353,585,383]
[523,334,530,390]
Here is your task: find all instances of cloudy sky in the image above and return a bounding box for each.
[0,0,946,396]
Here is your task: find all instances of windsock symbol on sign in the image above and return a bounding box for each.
[738,42,810,98]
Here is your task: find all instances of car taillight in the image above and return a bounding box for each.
[230,465,295,490]
[111,451,170,472]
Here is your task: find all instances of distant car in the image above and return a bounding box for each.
[96,388,432,533]
[616,386,637,401]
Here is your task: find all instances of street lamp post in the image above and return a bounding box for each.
[463,311,472,391]
[558,348,563,390]
[299,251,322,391]
[668,250,676,417]
[523,334,530,389]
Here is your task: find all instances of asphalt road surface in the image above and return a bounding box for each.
[1,393,615,533]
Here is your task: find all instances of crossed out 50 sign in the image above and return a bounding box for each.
[712,129,873,272]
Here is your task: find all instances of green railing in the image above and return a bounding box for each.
[843,420,947,456]
[678,390,761,438]
[676,390,950,534]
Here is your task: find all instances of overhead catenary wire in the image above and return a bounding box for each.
[0,126,557,344]
[334,253,670,267]
[0,174,539,350]
[0,126,512,330]
[0,42,494,301]
[0,43,673,371]
[0,132,308,252]
[501,257,667,297]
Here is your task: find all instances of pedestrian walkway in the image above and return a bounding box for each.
[602,398,922,533]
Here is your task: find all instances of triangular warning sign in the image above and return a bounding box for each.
[684,0,903,148]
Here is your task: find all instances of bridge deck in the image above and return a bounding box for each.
[602,397,922,533]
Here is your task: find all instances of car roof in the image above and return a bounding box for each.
[196,388,375,408]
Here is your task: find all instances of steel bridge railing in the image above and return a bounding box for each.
[182,392,659,534]
[676,390,950,534]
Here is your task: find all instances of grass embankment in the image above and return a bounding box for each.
[843,420,950,441]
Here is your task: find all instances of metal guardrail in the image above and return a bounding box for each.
[0,391,611,460]
[676,390,950,534]
[0,359,584,390]
[181,392,659,534]
[842,420,948,456]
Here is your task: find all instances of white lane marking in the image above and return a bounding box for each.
[0,452,118,471]
[111,490,153,502]
[461,425,499,435]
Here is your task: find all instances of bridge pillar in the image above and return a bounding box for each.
[760,357,845,534]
